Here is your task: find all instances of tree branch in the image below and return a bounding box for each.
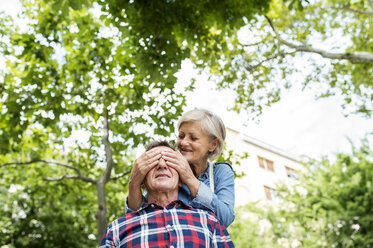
[109,170,131,181]
[265,16,373,63]
[44,174,96,183]
[239,39,267,47]
[245,52,294,71]
[1,159,97,184]
[1,159,76,171]
[340,5,373,16]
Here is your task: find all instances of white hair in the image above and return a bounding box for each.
[178,109,226,161]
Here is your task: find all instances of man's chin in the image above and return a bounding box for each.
[154,182,176,191]
[155,187,174,192]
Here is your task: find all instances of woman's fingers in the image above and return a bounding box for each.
[160,153,178,164]
[130,150,162,186]
[162,150,185,162]
[162,150,195,184]
[161,151,183,169]
[143,152,162,167]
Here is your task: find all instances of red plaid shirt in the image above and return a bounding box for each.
[100,200,234,248]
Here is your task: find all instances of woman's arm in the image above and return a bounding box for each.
[191,163,235,227]
[164,150,235,227]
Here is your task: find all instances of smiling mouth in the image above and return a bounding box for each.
[180,148,192,153]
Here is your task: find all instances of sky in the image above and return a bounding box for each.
[176,60,373,159]
[2,0,373,160]
[0,1,21,17]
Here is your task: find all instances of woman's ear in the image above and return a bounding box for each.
[209,139,219,153]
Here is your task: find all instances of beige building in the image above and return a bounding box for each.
[225,127,303,206]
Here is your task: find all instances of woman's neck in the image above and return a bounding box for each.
[194,159,209,177]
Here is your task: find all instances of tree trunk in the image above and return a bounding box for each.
[96,108,113,243]
[96,179,107,243]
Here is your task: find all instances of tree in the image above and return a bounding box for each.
[0,129,128,247]
[229,137,373,247]
[0,162,99,247]
[227,204,278,248]
[206,0,373,118]
[0,0,271,244]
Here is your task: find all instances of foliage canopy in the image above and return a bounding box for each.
[207,0,373,118]
[229,137,373,247]
[0,0,270,245]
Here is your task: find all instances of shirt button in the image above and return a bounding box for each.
[166,224,173,230]
[170,246,174,248]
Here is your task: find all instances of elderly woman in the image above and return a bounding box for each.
[127,109,235,227]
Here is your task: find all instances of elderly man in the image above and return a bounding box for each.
[100,140,234,248]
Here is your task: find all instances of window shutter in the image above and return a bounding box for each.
[258,156,265,168]
[267,160,274,172]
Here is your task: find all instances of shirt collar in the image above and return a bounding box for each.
[198,161,211,180]
[140,200,193,211]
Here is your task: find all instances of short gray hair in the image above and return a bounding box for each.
[178,109,226,161]
[145,140,175,152]
[145,140,197,177]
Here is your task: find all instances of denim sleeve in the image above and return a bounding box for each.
[191,163,235,227]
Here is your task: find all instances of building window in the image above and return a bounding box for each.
[264,186,279,201]
[258,156,275,172]
[285,166,298,180]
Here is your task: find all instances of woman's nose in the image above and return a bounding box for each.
[180,138,189,146]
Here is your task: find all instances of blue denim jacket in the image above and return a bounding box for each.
[126,162,235,227]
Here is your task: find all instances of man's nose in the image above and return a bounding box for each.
[157,158,167,169]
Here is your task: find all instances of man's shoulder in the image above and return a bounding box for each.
[178,204,219,222]
[109,210,146,228]
[109,213,135,226]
